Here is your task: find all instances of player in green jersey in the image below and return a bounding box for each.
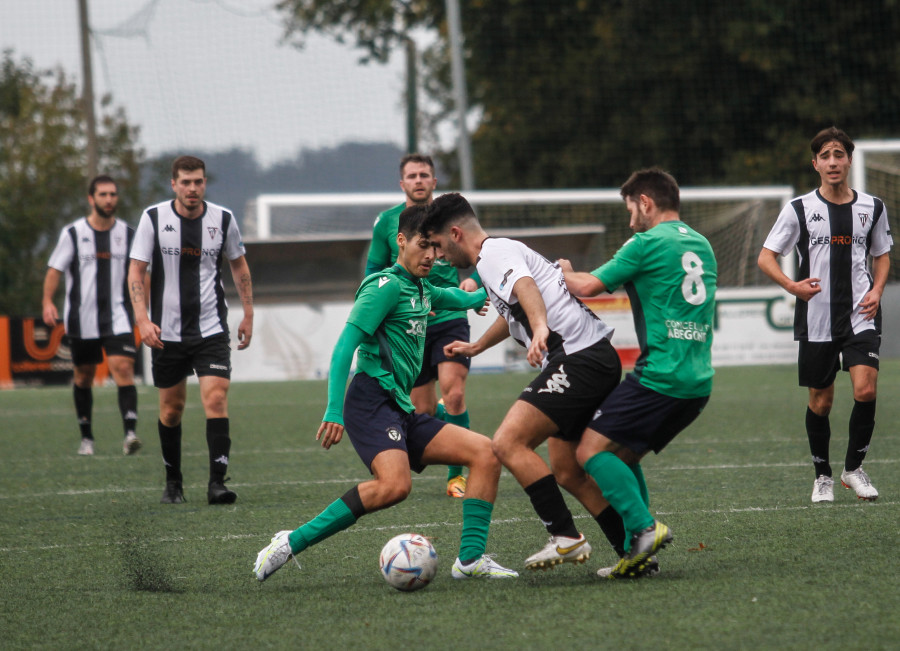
[366,153,479,498]
[254,206,518,582]
[560,168,717,579]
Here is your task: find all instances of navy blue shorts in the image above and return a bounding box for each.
[67,332,137,366]
[413,318,471,387]
[343,373,445,473]
[518,338,622,441]
[151,333,231,388]
[798,329,880,389]
[588,374,709,455]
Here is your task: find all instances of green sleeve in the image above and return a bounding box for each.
[323,322,368,425]
[365,216,393,276]
[430,285,487,312]
[595,235,644,291]
[348,276,400,334]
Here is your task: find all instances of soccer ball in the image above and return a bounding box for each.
[379,533,438,592]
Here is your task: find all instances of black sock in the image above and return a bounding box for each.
[340,485,367,519]
[117,385,138,436]
[845,400,876,471]
[805,407,831,478]
[595,506,627,557]
[523,474,579,538]
[158,420,182,482]
[206,417,230,483]
[73,385,93,439]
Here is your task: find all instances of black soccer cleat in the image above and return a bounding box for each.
[160,480,185,504]
[208,478,237,505]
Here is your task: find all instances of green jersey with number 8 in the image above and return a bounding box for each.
[593,221,717,399]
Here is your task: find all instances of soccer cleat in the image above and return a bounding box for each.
[524,533,592,570]
[446,475,467,498]
[208,478,237,505]
[597,555,660,579]
[160,480,185,504]
[123,432,142,456]
[451,554,519,579]
[811,475,834,503]
[840,466,879,501]
[78,438,94,456]
[254,530,299,582]
[606,521,672,579]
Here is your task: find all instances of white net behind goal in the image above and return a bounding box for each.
[853,141,900,283]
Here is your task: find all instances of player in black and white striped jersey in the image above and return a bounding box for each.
[759,127,893,503]
[129,156,254,506]
[43,175,142,457]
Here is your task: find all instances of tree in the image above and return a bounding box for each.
[275,0,900,192]
[0,51,144,315]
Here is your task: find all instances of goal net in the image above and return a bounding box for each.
[245,187,794,289]
[852,140,900,282]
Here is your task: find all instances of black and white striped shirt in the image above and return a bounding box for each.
[130,200,246,342]
[476,237,614,366]
[47,217,135,339]
[764,189,893,342]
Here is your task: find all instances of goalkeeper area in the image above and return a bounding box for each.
[243,186,794,301]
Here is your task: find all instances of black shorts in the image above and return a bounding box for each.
[67,332,137,366]
[588,374,709,455]
[798,329,880,389]
[518,339,622,442]
[413,318,471,387]
[151,333,231,388]
[343,373,445,474]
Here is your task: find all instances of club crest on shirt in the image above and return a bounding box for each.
[207,226,219,239]
[858,212,869,228]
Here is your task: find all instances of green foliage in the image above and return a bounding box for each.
[276,0,900,190]
[1,366,899,648]
[0,51,144,315]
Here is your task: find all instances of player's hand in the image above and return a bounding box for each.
[444,339,478,358]
[138,320,164,349]
[791,277,822,302]
[526,324,549,367]
[459,277,479,292]
[859,289,882,320]
[474,298,490,316]
[316,421,344,449]
[557,258,574,273]
[236,315,253,350]
[42,304,59,328]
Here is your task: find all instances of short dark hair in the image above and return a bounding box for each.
[421,193,476,237]
[810,126,854,157]
[398,204,429,239]
[88,175,116,196]
[399,153,434,177]
[620,168,680,213]
[172,155,206,180]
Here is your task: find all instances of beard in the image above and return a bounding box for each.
[95,205,116,220]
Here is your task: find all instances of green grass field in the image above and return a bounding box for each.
[2,363,898,649]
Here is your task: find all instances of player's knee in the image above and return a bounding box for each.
[377,479,412,507]
[202,389,228,417]
[468,439,501,476]
[853,385,877,403]
[441,387,466,414]
[490,432,515,465]
[553,465,585,493]
[159,405,183,427]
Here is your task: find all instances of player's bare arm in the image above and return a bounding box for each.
[758,247,822,302]
[510,277,549,367]
[128,259,163,349]
[860,252,890,320]
[229,256,254,349]
[41,268,62,326]
[445,315,510,358]
[459,277,479,292]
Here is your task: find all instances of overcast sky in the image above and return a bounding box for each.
[0,0,409,165]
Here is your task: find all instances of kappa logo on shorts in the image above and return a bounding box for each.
[386,427,401,442]
[537,365,571,394]
[209,363,229,371]
[869,352,879,359]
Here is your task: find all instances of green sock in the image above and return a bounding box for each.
[288,498,358,555]
[631,463,650,507]
[458,498,492,563]
[443,408,469,480]
[583,452,655,537]
[435,401,449,421]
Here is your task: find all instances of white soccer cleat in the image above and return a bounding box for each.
[811,475,834,503]
[123,432,142,456]
[524,533,592,570]
[254,530,297,582]
[78,438,94,456]
[840,467,879,501]
[451,554,519,579]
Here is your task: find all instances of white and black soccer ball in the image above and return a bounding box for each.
[379,533,438,592]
